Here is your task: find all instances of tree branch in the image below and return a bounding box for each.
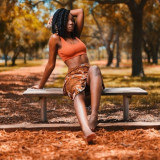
[127,0,136,14]
[140,0,148,8]
[26,0,66,8]
[91,10,104,40]
[32,0,45,7]
[53,0,67,6]
[89,0,130,4]
[30,0,75,9]
[81,35,100,39]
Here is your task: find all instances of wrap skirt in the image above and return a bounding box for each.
[63,63,105,100]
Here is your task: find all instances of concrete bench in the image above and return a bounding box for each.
[23,87,148,122]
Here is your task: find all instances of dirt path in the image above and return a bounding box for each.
[0,59,65,94]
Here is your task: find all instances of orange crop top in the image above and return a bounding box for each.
[58,36,87,62]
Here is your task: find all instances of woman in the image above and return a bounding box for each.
[32,8,104,143]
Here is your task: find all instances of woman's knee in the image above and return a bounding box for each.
[89,65,101,76]
[74,92,85,102]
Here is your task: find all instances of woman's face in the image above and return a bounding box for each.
[66,13,75,32]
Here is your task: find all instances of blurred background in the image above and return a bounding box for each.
[0,0,160,76]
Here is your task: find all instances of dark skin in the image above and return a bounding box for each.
[32,9,103,142]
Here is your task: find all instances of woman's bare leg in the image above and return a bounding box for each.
[74,92,96,141]
[87,65,103,131]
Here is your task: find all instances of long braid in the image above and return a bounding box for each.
[52,9,63,34]
[51,8,78,38]
[59,9,67,36]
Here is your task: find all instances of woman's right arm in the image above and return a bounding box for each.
[32,34,59,89]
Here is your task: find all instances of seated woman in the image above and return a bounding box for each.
[32,8,104,143]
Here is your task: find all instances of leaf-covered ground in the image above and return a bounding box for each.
[0,128,160,159]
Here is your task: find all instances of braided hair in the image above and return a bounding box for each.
[52,8,78,39]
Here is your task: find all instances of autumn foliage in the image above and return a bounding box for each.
[0,0,50,66]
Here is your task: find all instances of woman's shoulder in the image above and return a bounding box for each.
[49,33,62,47]
[49,33,61,41]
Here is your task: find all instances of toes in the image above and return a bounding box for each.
[84,133,96,144]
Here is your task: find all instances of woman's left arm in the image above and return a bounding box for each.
[70,9,84,38]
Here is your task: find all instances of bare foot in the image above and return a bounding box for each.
[84,132,96,144]
[89,114,98,131]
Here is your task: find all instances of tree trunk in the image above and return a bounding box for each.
[12,48,20,66]
[24,52,27,64]
[98,48,100,60]
[146,50,151,63]
[129,7,144,76]
[143,40,151,63]
[116,32,120,68]
[4,54,8,67]
[152,50,158,64]
[107,50,113,66]
[147,53,151,63]
[152,41,159,64]
[106,27,114,66]
[12,57,16,66]
[2,46,8,66]
[91,10,114,65]
[68,0,74,9]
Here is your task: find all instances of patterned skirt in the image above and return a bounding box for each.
[63,63,105,101]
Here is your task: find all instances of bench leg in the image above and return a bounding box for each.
[39,97,47,122]
[123,95,131,121]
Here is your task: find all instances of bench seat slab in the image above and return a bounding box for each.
[23,87,148,97]
[23,87,148,122]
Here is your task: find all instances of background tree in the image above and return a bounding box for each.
[143,0,160,64]
[91,0,148,76]
[0,0,17,66]
[89,3,131,67]
[0,0,50,66]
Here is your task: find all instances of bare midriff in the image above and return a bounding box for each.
[65,54,89,70]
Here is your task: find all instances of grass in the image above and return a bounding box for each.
[0,59,45,72]
[100,62,160,110]
[46,60,160,111]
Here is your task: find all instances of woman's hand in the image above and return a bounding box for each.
[31,85,40,89]
[47,16,53,28]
